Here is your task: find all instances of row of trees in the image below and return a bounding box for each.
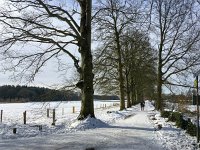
[93,0,200,111]
[93,0,156,110]
[0,85,79,102]
[0,85,119,102]
[0,0,200,119]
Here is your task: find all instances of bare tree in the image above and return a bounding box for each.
[94,28,156,108]
[0,0,94,120]
[149,0,200,110]
[93,41,119,95]
[121,30,157,106]
[93,0,144,110]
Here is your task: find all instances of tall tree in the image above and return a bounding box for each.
[93,0,142,110]
[0,0,94,119]
[94,29,156,107]
[121,30,157,106]
[93,40,119,95]
[149,0,200,110]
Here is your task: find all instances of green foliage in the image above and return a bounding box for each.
[180,118,189,130]
[186,121,197,136]
[171,112,198,137]
[168,112,187,129]
[161,111,198,137]
[161,111,172,118]
[168,112,181,122]
[174,114,187,130]
[173,113,182,128]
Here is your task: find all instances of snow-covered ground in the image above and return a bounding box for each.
[0,100,198,150]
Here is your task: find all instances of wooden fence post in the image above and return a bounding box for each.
[52,109,55,125]
[38,125,42,131]
[23,111,26,124]
[62,108,64,115]
[47,109,49,118]
[13,128,17,134]
[1,110,3,123]
[72,106,75,113]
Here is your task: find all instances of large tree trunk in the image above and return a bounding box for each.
[115,33,125,110]
[126,89,131,108]
[157,46,163,110]
[130,71,136,105]
[131,89,136,105]
[125,69,131,108]
[157,69,162,110]
[118,54,125,110]
[77,0,95,120]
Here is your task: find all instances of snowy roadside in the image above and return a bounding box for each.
[0,101,134,139]
[0,100,198,150]
[0,101,163,150]
[149,110,197,150]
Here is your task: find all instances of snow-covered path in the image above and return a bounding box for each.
[0,110,164,150]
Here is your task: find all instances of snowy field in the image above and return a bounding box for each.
[0,100,198,150]
[0,100,120,138]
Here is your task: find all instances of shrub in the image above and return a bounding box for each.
[180,118,188,130]
[160,111,199,137]
[168,112,181,122]
[176,115,188,130]
[168,112,188,130]
[175,113,184,128]
[161,111,172,118]
[187,121,197,136]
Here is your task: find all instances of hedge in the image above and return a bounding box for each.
[161,111,172,118]
[160,111,198,137]
[186,121,197,136]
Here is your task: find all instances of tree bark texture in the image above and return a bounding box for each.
[125,70,131,108]
[78,0,95,120]
[157,46,163,110]
[115,32,125,110]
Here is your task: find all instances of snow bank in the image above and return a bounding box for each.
[0,100,198,150]
[150,110,197,150]
[70,116,109,130]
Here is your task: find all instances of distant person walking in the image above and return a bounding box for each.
[140,101,145,111]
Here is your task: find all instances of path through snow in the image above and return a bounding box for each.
[0,109,165,150]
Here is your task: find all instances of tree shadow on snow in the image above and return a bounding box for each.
[108,125,155,132]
